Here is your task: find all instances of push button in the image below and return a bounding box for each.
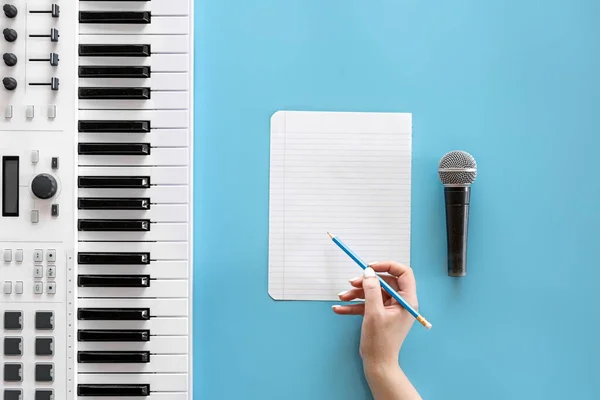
[35,337,53,356]
[25,105,34,119]
[47,282,56,294]
[3,363,22,382]
[33,249,43,262]
[34,281,43,294]
[3,337,22,356]
[4,104,12,118]
[35,363,53,382]
[47,249,56,262]
[3,311,22,330]
[34,266,43,278]
[14,281,22,294]
[47,105,56,119]
[3,389,22,400]
[15,249,22,263]
[35,389,53,400]
[3,281,11,294]
[35,311,54,330]
[3,249,11,262]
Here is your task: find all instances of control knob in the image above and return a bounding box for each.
[3,52,16,66]
[3,4,16,18]
[2,77,16,90]
[3,28,16,42]
[31,174,57,199]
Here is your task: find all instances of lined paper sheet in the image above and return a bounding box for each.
[268,110,412,301]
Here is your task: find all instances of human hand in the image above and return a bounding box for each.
[332,261,418,369]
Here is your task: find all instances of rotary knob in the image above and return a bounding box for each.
[3,52,16,66]
[2,77,16,90]
[3,4,17,18]
[3,28,16,42]
[31,173,57,199]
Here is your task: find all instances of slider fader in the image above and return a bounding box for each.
[0,0,194,398]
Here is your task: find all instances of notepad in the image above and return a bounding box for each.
[268,110,412,301]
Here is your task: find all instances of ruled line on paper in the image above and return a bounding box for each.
[268,110,412,301]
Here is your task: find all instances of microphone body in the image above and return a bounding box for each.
[438,150,477,277]
[444,186,470,277]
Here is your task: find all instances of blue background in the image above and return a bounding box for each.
[194,1,600,399]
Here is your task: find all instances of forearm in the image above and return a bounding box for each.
[364,363,421,400]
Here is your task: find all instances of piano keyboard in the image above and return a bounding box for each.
[76,0,193,398]
[0,0,193,397]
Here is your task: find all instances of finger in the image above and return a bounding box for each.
[369,261,416,294]
[337,288,364,302]
[362,267,384,315]
[349,274,399,291]
[332,304,364,315]
[369,260,413,278]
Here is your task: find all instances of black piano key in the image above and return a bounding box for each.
[79,65,151,78]
[79,87,150,100]
[79,44,150,57]
[78,252,150,264]
[78,143,151,156]
[78,351,150,363]
[78,308,150,320]
[78,384,150,397]
[78,219,150,231]
[79,11,151,24]
[78,329,150,342]
[78,275,151,287]
[78,120,150,133]
[78,197,151,210]
[78,176,150,188]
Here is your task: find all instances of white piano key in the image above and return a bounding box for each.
[78,242,188,259]
[78,186,188,204]
[78,298,188,316]
[79,16,189,35]
[78,279,189,299]
[78,393,188,400]
[78,222,188,241]
[79,54,189,72]
[79,0,190,16]
[79,148,189,167]
[78,318,188,335]
[79,109,189,128]
[78,261,189,279]
[79,336,188,354]
[79,129,189,147]
[78,166,189,185]
[78,373,188,392]
[79,73,190,91]
[77,354,188,373]
[78,204,189,222]
[79,91,189,110]
[79,34,190,54]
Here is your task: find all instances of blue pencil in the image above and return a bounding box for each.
[328,232,432,330]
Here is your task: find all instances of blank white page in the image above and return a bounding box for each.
[268,110,412,301]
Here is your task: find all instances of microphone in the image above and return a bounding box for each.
[437,150,477,277]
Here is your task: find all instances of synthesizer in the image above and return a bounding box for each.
[0,0,194,398]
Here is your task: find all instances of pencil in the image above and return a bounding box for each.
[327,232,432,330]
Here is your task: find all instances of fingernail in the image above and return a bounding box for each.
[348,276,361,283]
[337,290,348,297]
[368,261,379,266]
[332,305,341,309]
[364,267,376,278]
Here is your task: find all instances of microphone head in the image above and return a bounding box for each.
[438,150,477,186]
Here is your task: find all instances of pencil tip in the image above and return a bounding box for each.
[327,231,334,239]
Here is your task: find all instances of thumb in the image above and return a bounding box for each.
[362,267,384,315]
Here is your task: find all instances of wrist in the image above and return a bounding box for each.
[363,359,401,379]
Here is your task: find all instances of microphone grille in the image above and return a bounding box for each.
[438,150,477,185]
